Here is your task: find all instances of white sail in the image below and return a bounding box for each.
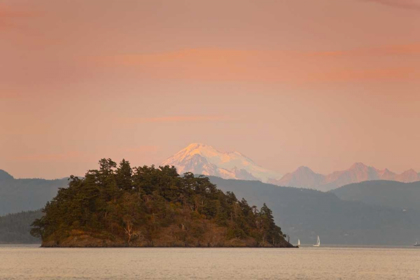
[313,236,320,247]
[297,239,300,246]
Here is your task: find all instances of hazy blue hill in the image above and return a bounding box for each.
[0,210,42,243]
[209,177,420,246]
[0,170,14,181]
[330,180,420,212]
[2,169,420,246]
[0,170,68,216]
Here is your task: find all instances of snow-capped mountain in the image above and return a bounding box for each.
[162,144,420,191]
[161,143,283,182]
[272,162,420,191]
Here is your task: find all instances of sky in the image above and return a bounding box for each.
[1,0,419,179]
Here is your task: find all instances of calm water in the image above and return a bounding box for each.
[1,245,419,279]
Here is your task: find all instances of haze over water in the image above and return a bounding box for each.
[2,246,419,279]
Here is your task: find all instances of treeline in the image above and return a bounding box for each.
[0,210,42,243]
[31,159,288,247]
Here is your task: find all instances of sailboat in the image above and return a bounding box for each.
[414,240,420,247]
[313,236,320,247]
[297,239,301,247]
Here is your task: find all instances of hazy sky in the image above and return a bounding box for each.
[1,0,419,179]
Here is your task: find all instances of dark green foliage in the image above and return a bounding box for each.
[31,159,285,246]
[0,210,43,243]
[210,176,420,246]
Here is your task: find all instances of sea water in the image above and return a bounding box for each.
[1,245,419,279]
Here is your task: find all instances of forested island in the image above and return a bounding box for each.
[31,159,293,247]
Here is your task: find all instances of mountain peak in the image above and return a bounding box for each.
[276,161,419,191]
[295,166,315,173]
[273,166,323,188]
[350,162,369,169]
[185,143,208,150]
[395,169,420,183]
[181,143,247,159]
[162,143,282,182]
[402,168,417,174]
[181,143,214,154]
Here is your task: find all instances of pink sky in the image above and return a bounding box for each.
[1,0,419,179]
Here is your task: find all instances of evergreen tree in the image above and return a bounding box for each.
[31,159,288,247]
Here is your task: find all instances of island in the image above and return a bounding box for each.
[31,159,294,247]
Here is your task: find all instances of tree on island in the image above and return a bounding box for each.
[31,159,290,247]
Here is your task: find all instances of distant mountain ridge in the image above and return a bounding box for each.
[1,166,420,245]
[330,180,420,212]
[0,170,14,181]
[210,177,420,246]
[162,144,419,191]
[162,143,283,183]
[0,169,68,216]
[271,162,420,191]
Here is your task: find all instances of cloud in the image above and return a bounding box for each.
[306,44,420,57]
[94,46,420,84]
[0,91,28,99]
[363,0,420,11]
[310,67,418,83]
[0,6,34,17]
[13,151,85,163]
[0,119,50,136]
[120,115,235,124]
[10,146,161,165]
[0,4,37,30]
